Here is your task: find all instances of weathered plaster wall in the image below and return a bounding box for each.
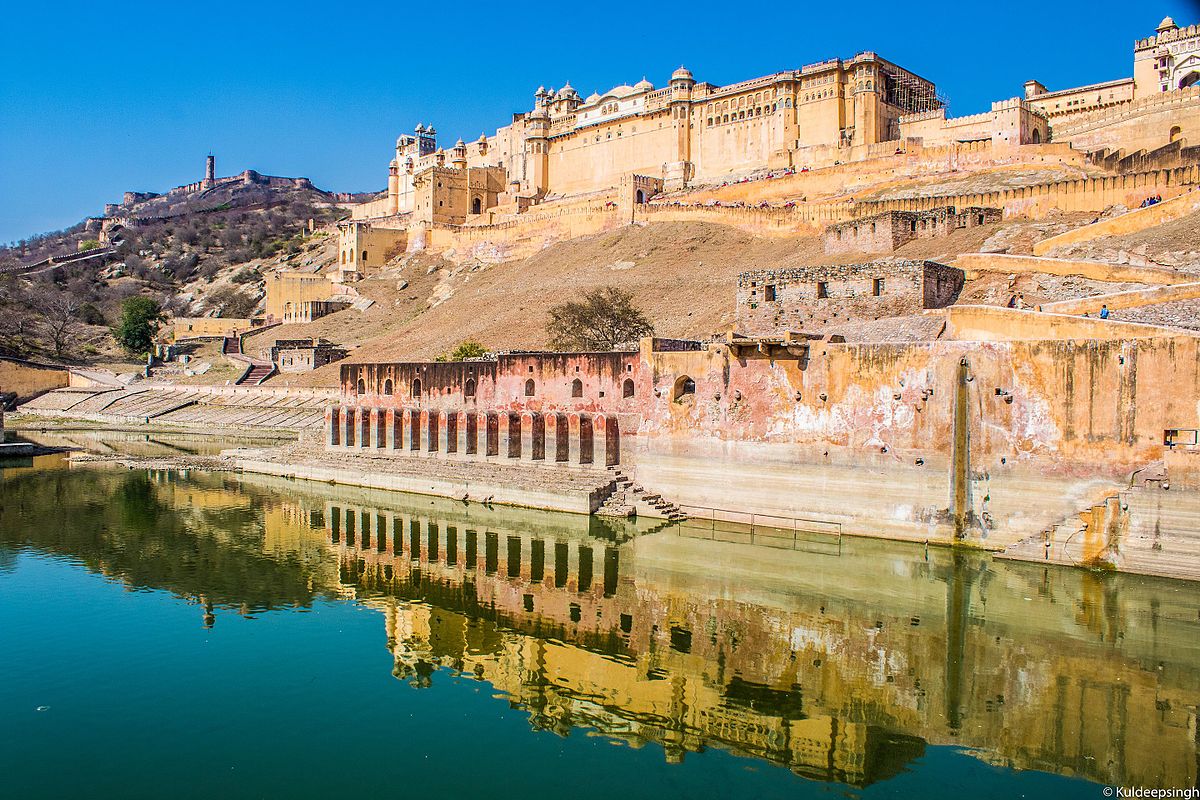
[0,358,69,403]
[1032,188,1200,255]
[1041,281,1200,315]
[954,252,1191,285]
[942,306,1183,341]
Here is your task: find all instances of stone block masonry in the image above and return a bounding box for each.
[824,207,1002,255]
[735,260,964,336]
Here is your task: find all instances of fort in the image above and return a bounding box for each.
[315,16,1199,272]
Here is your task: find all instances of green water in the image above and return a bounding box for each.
[2,453,1199,799]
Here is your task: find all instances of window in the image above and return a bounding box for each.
[411,378,422,397]
[622,378,635,398]
[571,378,583,397]
[816,282,828,299]
[361,250,368,262]
[383,379,393,395]
[525,379,536,396]
[464,378,476,398]
[873,278,884,297]
[672,375,696,401]
[356,378,365,394]
[765,285,776,301]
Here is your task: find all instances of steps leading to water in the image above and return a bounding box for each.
[595,467,687,521]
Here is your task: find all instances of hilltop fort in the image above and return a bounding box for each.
[327,15,1198,277]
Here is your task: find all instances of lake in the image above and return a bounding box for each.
[2,452,1197,799]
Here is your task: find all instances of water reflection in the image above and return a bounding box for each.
[3,459,1199,790]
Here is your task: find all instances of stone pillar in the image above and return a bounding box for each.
[577,413,594,466]
[521,412,544,461]
[440,411,457,455]
[327,407,340,447]
[359,407,371,449]
[423,410,438,454]
[500,412,521,459]
[457,411,475,456]
[567,413,581,465]
[404,409,420,451]
[484,412,499,458]
[595,414,619,466]
[374,409,387,449]
[546,414,568,462]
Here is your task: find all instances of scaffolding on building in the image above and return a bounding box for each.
[880,63,947,114]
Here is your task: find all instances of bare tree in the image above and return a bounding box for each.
[37,293,82,358]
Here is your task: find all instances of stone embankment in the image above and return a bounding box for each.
[17,386,334,430]
[234,442,622,515]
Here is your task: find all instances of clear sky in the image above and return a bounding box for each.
[1,0,1197,244]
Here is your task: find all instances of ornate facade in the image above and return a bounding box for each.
[352,55,941,223]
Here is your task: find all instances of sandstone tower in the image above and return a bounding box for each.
[203,154,216,190]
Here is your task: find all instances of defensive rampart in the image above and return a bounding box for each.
[954,252,1190,284]
[1032,188,1200,255]
[1040,281,1200,315]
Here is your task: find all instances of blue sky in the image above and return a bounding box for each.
[1,0,1197,244]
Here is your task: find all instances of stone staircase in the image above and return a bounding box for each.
[223,335,276,385]
[595,467,687,521]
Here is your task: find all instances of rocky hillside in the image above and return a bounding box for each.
[0,182,350,366]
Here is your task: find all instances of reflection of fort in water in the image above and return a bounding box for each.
[291,480,1200,789]
[5,463,1199,790]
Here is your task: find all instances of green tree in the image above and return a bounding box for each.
[546,286,654,351]
[448,340,487,361]
[112,297,162,354]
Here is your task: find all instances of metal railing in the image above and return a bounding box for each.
[673,504,843,554]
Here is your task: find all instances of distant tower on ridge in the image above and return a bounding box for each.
[203,154,216,189]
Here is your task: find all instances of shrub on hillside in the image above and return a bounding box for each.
[545,287,653,351]
[448,340,488,361]
[112,297,163,354]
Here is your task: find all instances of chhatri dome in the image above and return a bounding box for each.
[585,91,601,104]
[671,65,694,81]
[1158,16,1178,32]
[634,77,654,91]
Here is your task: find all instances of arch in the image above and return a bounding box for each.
[524,378,536,396]
[1031,128,1041,144]
[361,250,368,262]
[464,377,476,398]
[356,378,365,394]
[635,189,645,204]
[672,375,696,401]
[622,378,635,398]
[383,378,394,395]
[571,378,583,397]
[1170,125,1183,143]
[411,378,422,397]
[1180,71,1200,90]
[472,197,482,215]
